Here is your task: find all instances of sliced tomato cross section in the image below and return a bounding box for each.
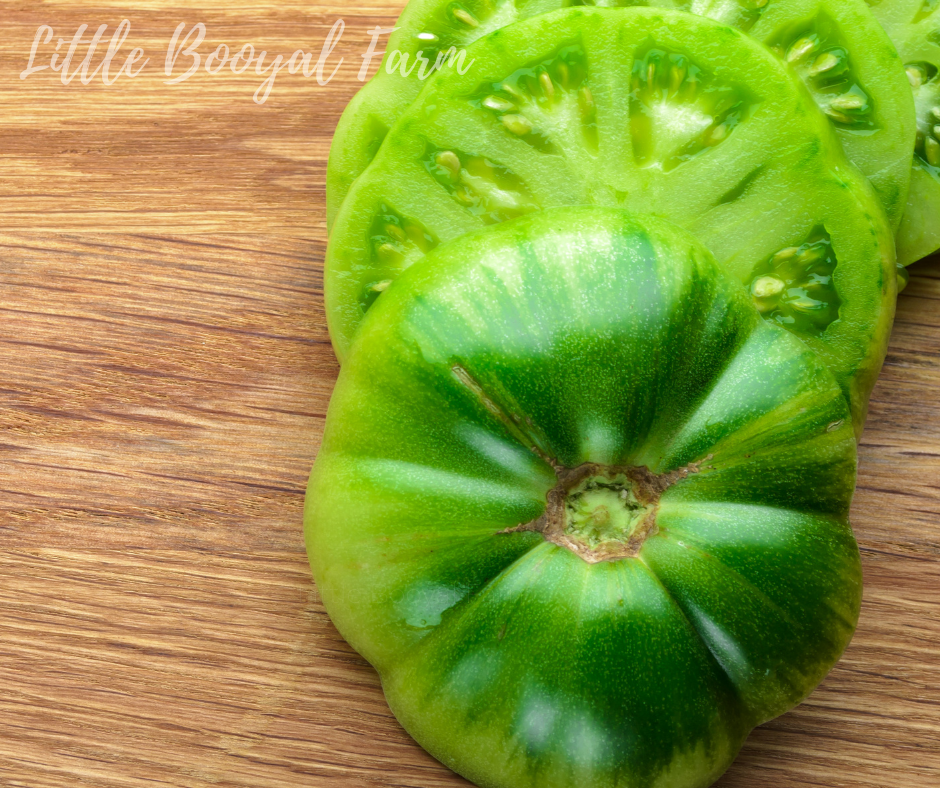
[327,0,914,231]
[327,8,896,432]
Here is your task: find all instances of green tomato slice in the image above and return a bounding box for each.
[870,0,940,264]
[307,208,862,788]
[327,7,897,432]
[327,0,915,230]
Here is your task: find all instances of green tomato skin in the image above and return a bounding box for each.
[897,168,940,266]
[327,0,914,231]
[307,208,862,788]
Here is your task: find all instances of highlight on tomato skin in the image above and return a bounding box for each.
[306,207,863,788]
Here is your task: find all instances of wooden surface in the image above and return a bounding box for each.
[0,2,939,786]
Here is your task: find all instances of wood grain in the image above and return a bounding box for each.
[0,1,938,786]
[0,2,398,234]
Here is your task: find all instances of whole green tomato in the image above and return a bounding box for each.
[306,208,862,788]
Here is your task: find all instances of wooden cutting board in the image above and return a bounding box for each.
[1,2,938,786]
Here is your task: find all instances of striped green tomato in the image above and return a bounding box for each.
[306,208,862,788]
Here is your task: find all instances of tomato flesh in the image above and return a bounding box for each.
[871,0,940,264]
